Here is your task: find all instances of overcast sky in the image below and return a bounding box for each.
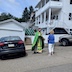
[0,0,40,18]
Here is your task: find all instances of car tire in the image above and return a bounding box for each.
[1,55,5,60]
[61,39,69,46]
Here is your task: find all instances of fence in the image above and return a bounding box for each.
[25,28,35,36]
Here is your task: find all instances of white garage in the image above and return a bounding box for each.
[0,19,25,41]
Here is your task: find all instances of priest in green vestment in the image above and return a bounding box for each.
[32,28,44,54]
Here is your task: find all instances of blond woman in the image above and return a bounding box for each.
[48,30,55,56]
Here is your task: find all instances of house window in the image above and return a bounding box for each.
[39,22,40,24]
[42,13,44,23]
[39,15,40,24]
[53,16,55,19]
[37,18,38,24]
[43,30,45,32]
[56,15,58,20]
[69,13,72,20]
[46,12,48,21]
[70,0,72,4]
[52,15,58,20]
[53,0,59,1]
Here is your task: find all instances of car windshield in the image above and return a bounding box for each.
[0,36,21,42]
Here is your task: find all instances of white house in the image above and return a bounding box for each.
[35,0,72,35]
[0,19,25,41]
[28,0,72,44]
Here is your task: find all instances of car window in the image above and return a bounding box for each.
[54,28,68,34]
[10,36,21,41]
[0,36,21,42]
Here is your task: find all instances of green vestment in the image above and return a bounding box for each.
[32,31,44,52]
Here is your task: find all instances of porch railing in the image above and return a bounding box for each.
[47,11,71,34]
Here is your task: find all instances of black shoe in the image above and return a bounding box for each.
[34,52,37,54]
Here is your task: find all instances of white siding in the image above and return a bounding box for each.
[0,21,25,41]
[0,22,23,31]
[60,0,72,28]
[0,29,25,41]
[36,1,62,17]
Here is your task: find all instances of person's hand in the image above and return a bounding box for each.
[43,37,45,40]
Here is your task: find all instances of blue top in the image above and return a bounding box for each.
[48,34,55,44]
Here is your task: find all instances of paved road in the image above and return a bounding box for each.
[25,63,72,72]
[0,46,72,72]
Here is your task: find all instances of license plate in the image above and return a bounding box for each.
[8,44,14,47]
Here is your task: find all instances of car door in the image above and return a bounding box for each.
[68,35,72,42]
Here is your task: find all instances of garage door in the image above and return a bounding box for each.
[0,30,25,41]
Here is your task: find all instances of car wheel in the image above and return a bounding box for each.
[61,39,68,46]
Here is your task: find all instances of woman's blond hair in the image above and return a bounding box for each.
[50,30,54,34]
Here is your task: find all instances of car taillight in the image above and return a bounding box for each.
[18,41,24,44]
[0,43,4,46]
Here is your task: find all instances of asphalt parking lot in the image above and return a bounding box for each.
[0,45,72,72]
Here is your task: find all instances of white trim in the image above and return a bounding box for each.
[48,8,51,24]
[35,1,62,17]
[0,28,23,32]
[38,16,39,24]
[40,14,42,23]
[0,19,25,29]
[44,12,46,23]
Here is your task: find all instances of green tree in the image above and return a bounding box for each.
[29,6,34,18]
[7,13,13,19]
[0,13,8,21]
[0,13,14,21]
[22,7,29,22]
[14,17,22,22]
[0,12,22,22]
[0,6,35,22]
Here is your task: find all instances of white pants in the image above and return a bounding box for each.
[48,44,54,53]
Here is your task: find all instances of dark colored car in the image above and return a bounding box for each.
[0,36,26,59]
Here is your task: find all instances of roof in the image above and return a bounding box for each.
[0,19,25,29]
